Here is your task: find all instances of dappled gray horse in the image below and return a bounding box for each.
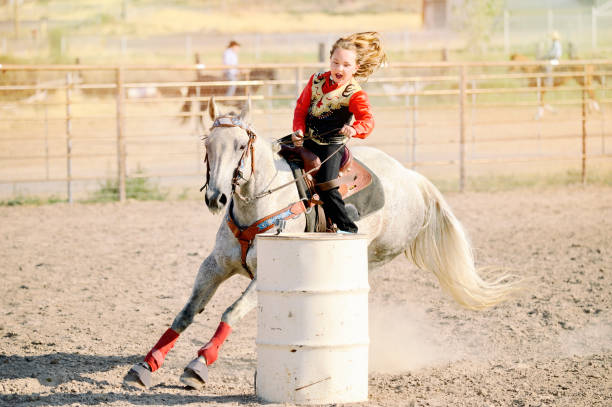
[124,97,520,389]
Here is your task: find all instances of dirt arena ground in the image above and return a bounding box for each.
[0,184,610,406]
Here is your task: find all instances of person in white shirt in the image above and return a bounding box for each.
[222,40,240,96]
[544,31,562,87]
[546,31,562,62]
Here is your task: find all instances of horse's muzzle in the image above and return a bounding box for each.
[205,189,228,213]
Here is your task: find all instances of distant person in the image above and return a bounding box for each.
[544,31,562,87]
[546,31,563,62]
[223,40,240,97]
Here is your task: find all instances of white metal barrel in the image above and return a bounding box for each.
[256,233,369,405]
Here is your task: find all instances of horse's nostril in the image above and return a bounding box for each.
[205,194,210,206]
[219,194,227,206]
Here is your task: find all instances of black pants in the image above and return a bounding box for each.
[305,139,358,233]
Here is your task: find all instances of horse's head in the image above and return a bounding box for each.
[203,96,256,213]
[509,53,527,72]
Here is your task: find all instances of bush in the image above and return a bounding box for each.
[84,173,167,203]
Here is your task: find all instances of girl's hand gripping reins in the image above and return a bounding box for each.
[291,129,304,147]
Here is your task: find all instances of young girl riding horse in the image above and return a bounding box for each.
[292,31,387,233]
[125,33,520,388]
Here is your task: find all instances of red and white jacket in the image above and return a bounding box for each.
[293,71,374,144]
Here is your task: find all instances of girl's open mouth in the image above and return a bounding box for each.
[334,73,344,81]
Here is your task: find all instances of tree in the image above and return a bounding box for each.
[121,0,127,21]
[450,0,504,54]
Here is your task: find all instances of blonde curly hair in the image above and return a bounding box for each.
[330,32,387,79]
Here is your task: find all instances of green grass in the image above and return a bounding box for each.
[0,195,66,206]
[82,173,168,203]
[0,173,168,206]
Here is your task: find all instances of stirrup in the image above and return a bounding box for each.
[326,222,338,233]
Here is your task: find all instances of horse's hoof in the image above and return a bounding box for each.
[123,362,152,389]
[180,357,208,389]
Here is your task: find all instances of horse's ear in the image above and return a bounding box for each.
[239,96,251,122]
[208,96,219,120]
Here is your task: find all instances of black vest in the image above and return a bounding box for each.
[305,72,361,145]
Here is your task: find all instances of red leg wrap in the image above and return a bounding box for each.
[197,322,232,366]
[144,328,179,372]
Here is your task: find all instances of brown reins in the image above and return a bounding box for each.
[201,117,346,203]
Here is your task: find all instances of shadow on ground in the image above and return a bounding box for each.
[1,392,257,406]
[0,352,258,406]
[0,352,139,385]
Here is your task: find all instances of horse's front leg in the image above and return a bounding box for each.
[180,277,258,389]
[124,255,230,389]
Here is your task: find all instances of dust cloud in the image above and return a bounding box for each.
[558,319,612,357]
[368,303,466,373]
[369,302,612,374]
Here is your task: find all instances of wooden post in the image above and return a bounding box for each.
[266,79,273,112]
[441,48,448,61]
[195,82,202,172]
[318,43,326,62]
[581,64,587,185]
[410,82,418,169]
[192,78,199,134]
[592,7,597,50]
[504,9,510,55]
[404,83,411,167]
[601,75,606,155]
[13,0,19,39]
[116,67,127,202]
[245,69,251,97]
[65,73,73,203]
[536,76,543,150]
[44,98,50,181]
[459,65,467,192]
[470,79,477,151]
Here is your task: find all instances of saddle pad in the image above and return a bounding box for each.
[278,139,385,223]
[341,158,385,219]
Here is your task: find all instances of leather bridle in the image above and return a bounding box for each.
[200,115,257,197]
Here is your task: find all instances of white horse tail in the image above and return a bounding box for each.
[408,173,521,310]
